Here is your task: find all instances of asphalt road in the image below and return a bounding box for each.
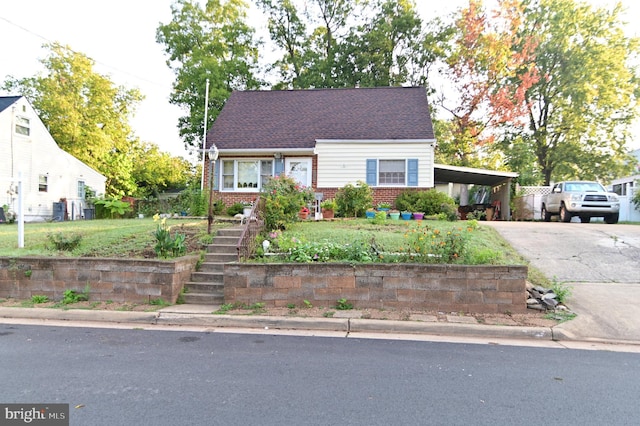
[484,221,640,343]
[2,324,640,426]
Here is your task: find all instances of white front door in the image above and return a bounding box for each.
[285,158,312,187]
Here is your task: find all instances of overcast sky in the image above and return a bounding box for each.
[1,0,638,161]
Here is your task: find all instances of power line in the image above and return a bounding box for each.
[0,15,169,90]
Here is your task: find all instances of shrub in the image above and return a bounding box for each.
[261,174,313,230]
[335,181,373,217]
[226,202,245,216]
[395,189,457,219]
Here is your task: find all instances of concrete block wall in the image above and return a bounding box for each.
[224,263,527,314]
[0,256,199,304]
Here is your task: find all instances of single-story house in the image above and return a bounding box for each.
[0,96,106,222]
[204,87,516,219]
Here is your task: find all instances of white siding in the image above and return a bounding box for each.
[315,140,435,188]
[0,97,106,221]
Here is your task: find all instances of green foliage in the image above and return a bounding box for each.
[335,298,353,310]
[320,199,337,210]
[31,295,49,304]
[156,0,261,151]
[303,300,313,308]
[512,0,639,184]
[284,238,377,263]
[149,298,170,307]
[2,43,144,197]
[169,186,210,216]
[402,224,468,263]
[394,189,458,219]
[152,215,186,258]
[46,232,82,252]
[94,198,133,218]
[261,174,313,230]
[62,285,90,304]
[550,278,572,304]
[335,181,373,218]
[226,203,246,216]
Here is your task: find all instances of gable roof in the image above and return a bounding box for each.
[0,96,21,113]
[206,87,435,151]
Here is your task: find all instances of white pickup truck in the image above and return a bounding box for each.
[541,181,620,224]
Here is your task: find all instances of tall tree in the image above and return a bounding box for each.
[130,142,196,198]
[437,0,538,167]
[2,43,143,196]
[334,0,425,87]
[157,0,261,152]
[518,0,639,184]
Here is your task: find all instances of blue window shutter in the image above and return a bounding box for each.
[274,158,285,175]
[407,159,418,186]
[213,160,220,190]
[366,159,377,186]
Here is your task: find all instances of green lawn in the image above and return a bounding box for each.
[0,218,212,257]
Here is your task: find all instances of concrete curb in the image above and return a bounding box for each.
[0,307,158,324]
[155,313,350,332]
[0,307,557,341]
[349,319,554,340]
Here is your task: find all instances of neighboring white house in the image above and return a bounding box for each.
[0,95,106,222]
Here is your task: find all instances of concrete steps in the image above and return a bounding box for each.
[182,227,242,305]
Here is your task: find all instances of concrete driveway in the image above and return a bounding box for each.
[484,221,640,344]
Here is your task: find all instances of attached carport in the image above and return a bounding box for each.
[434,164,518,220]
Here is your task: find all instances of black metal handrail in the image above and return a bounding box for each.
[236,196,265,261]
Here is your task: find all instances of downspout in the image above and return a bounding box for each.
[10,105,15,178]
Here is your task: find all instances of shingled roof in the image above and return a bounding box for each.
[206,87,434,151]
[0,96,21,113]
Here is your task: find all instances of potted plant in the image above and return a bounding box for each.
[299,206,310,219]
[377,202,392,212]
[401,211,412,220]
[389,209,400,220]
[321,199,337,219]
[412,212,424,220]
[365,208,376,219]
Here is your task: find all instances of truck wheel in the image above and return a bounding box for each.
[605,213,619,224]
[579,216,590,223]
[541,206,552,222]
[559,204,571,222]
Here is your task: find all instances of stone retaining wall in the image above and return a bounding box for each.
[224,263,527,314]
[0,256,199,304]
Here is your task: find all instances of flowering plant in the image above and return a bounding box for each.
[153,214,186,258]
[300,206,310,214]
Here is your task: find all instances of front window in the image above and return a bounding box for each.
[379,160,406,185]
[222,159,273,191]
[15,116,30,136]
[38,175,48,192]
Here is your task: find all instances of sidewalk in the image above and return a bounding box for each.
[1,303,639,353]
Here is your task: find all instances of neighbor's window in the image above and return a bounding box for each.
[222,159,273,191]
[15,116,30,136]
[38,175,48,192]
[77,180,86,198]
[378,160,406,185]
